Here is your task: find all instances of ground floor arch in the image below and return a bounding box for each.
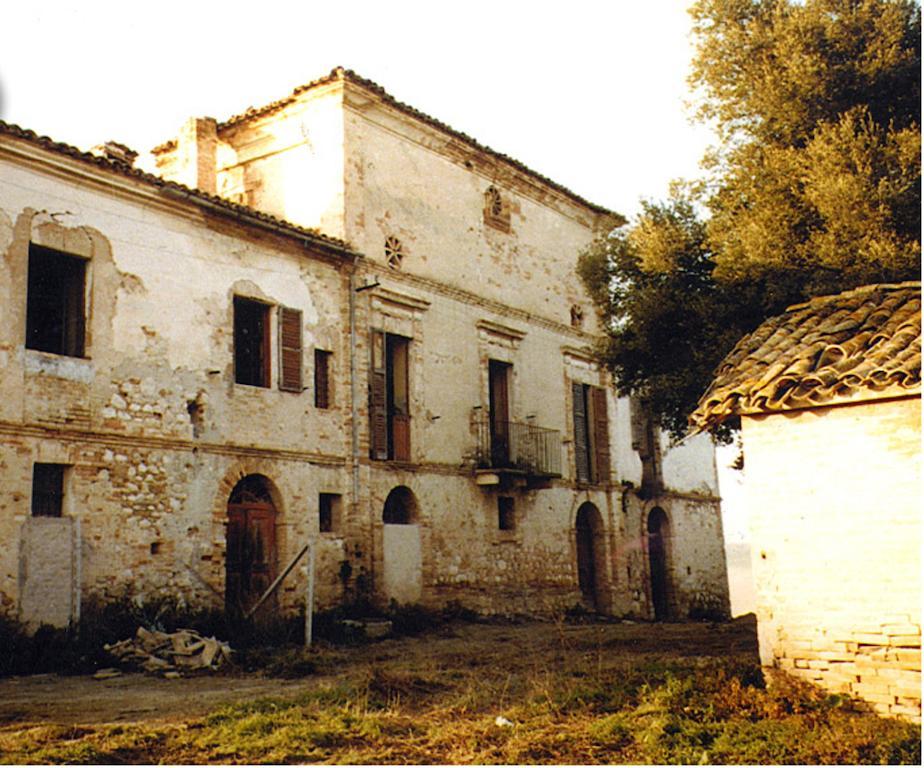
[225,474,278,615]
[382,485,422,604]
[575,502,607,612]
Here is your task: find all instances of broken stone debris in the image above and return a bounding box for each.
[103,626,232,677]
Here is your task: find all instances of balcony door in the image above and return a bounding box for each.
[488,360,511,467]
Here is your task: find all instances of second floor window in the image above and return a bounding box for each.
[234,297,270,387]
[315,349,333,409]
[369,330,411,461]
[26,244,86,357]
[572,382,610,485]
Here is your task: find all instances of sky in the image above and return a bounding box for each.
[1,0,716,220]
[2,1,749,547]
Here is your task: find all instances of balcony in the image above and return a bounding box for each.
[474,416,561,488]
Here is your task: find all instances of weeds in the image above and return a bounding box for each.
[0,616,919,764]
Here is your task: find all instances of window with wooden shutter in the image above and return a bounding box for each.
[591,386,610,485]
[278,306,302,392]
[314,349,332,409]
[572,381,590,483]
[369,329,388,460]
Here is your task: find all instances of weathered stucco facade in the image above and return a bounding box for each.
[1,68,728,628]
[693,282,921,721]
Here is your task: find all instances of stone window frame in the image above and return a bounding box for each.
[319,492,341,534]
[384,236,404,270]
[483,185,511,233]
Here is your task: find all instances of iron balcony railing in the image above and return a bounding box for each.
[475,417,562,478]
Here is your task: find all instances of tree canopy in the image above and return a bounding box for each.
[579,0,921,439]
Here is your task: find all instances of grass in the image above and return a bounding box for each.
[0,616,919,764]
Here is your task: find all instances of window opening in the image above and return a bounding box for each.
[370,331,411,461]
[384,236,404,270]
[488,360,512,467]
[498,496,515,531]
[319,493,340,533]
[383,486,416,524]
[26,244,86,357]
[234,297,270,387]
[483,185,511,232]
[31,463,66,517]
[315,349,332,409]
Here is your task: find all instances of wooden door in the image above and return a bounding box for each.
[489,360,511,466]
[226,501,276,613]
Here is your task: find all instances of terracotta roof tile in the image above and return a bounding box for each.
[691,282,922,430]
[189,67,618,220]
[0,120,355,258]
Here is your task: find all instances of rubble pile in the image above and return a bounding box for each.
[103,627,232,677]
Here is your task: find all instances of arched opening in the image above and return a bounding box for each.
[381,486,421,604]
[647,507,671,621]
[226,474,278,614]
[383,485,417,524]
[575,502,606,612]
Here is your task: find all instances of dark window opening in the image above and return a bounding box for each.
[31,463,66,517]
[383,486,416,524]
[315,350,332,409]
[498,496,515,531]
[234,297,270,387]
[26,244,86,357]
[319,493,340,533]
[370,331,411,461]
[488,360,512,467]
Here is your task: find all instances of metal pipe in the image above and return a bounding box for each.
[244,543,309,619]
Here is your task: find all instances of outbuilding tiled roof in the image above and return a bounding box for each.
[691,281,921,431]
[154,67,618,220]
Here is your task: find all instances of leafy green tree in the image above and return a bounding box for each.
[581,0,920,438]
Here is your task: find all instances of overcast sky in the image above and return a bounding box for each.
[1,0,716,220]
[2,1,748,544]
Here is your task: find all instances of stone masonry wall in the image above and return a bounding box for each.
[742,397,921,720]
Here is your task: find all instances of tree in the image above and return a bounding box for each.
[580,0,920,438]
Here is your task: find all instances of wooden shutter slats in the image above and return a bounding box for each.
[370,329,388,460]
[315,350,331,409]
[572,381,590,483]
[278,306,303,392]
[592,386,610,485]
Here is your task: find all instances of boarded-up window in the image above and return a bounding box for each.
[26,245,86,357]
[31,463,66,517]
[572,382,610,485]
[234,297,270,388]
[277,307,302,392]
[315,350,332,409]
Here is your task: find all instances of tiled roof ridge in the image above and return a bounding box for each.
[179,66,617,219]
[785,281,921,312]
[690,281,921,430]
[0,120,354,256]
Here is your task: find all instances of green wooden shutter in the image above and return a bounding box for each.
[572,381,590,483]
[592,386,610,485]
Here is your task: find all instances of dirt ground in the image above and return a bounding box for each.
[0,616,757,728]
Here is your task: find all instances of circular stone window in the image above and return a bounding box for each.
[384,236,404,270]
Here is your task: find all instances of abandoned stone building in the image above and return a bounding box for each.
[0,68,729,628]
[692,282,921,720]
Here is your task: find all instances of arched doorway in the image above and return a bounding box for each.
[226,475,278,614]
[575,502,606,612]
[382,486,421,604]
[647,507,671,620]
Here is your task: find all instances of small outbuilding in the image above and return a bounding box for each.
[691,281,921,721]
